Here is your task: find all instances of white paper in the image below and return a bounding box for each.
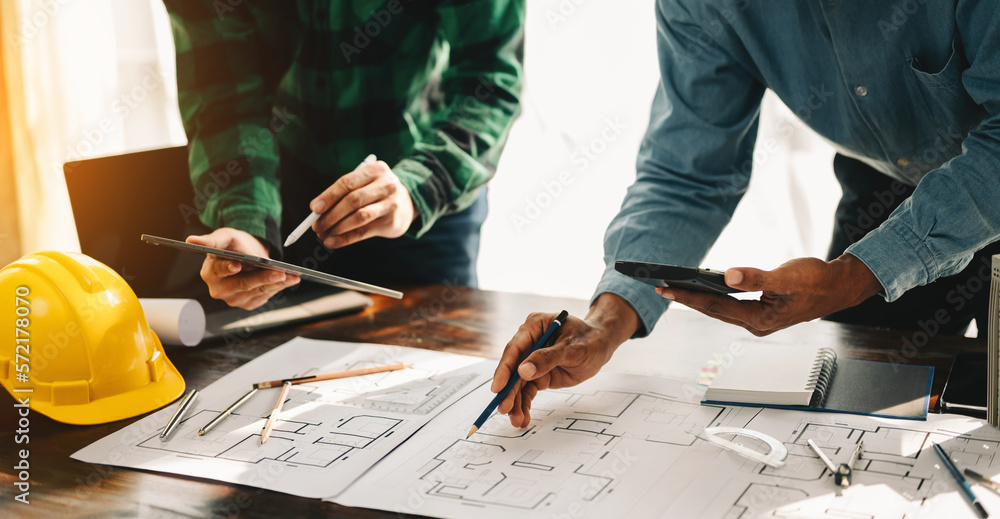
[334,372,1000,519]
[72,338,491,498]
[139,298,205,346]
[76,339,1000,518]
[661,409,1000,519]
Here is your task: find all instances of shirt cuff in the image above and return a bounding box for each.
[392,158,437,239]
[592,263,671,338]
[844,218,934,302]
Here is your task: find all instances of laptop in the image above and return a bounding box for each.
[64,146,372,340]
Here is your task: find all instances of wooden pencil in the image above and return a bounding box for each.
[259,381,292,445]
[253,362,410,389]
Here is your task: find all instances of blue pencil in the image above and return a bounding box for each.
[933,443,989,518]
[467,310,569,438]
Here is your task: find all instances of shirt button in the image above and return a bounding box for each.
[855,85,868,97]
[896,157,909,167]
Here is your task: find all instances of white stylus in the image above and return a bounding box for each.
[283,154,377,247]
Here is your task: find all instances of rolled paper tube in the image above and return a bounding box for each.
[139,298,206,346]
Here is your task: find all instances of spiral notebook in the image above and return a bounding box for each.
[702,343,933,420]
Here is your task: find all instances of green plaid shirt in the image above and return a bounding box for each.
[164,0,524,252]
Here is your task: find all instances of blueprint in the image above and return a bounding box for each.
[334,372,762,518]
[76,339,1000,517]
[334,372,1000,519]
[664,410,1000,518]
[71,338,490,498]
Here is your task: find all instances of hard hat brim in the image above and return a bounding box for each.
[5,332,187,426]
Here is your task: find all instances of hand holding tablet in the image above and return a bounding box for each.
[142,233,403,308]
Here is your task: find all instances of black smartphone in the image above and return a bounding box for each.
[614,260,745,294]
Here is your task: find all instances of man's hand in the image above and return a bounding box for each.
[310,160,417,249]
[492,294,640,428]
[656,254,883,336]
[186,228,300,310]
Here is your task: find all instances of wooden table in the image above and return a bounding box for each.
[0,286,985,518]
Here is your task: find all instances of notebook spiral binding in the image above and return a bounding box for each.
[806,348,838,408]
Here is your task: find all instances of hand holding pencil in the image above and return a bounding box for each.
[285,154,418,249]
[490,295,641,429]
[470,311,568,438]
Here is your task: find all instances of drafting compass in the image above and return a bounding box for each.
[808,439,864,488]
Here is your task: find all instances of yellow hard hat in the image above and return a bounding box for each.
[0,251,185,425]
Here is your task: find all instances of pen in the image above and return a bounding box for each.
[284,154,377,247]
[467,310,569,439]
[934,443,989,518]
[198,387,258,436]
[260,381,292,445]
[253,362,410,389]
[966,469,1000,495]
[160,389,198,441]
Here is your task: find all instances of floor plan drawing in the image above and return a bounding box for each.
[73,338,492,498]
[336,372,1000,519]
[664,411,1000,518]
[134,408,404,469]
[76,339,1000,517]
[336,373,764,519]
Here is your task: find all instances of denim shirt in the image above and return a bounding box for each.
[594,0,1000,336]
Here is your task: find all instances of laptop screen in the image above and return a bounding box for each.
[64,146,211,298]
[64,147,375,338]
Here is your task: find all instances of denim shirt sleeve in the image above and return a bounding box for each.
[845,2,1000,302]
[592,1,766,337]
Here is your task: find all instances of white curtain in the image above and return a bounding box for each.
[9,0,184,257]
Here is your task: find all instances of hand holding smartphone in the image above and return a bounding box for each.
[614,260,746,294]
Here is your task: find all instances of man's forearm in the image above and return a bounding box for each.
[585,293,641,350]
[833,253,884,305]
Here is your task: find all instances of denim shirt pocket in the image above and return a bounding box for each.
[906,39,982,135]
[907,39,962,90]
